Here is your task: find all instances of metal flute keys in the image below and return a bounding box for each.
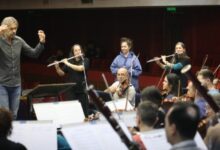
[146,54,175,63]
[47,54,83,67]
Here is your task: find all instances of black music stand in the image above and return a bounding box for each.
[24,83,76,119]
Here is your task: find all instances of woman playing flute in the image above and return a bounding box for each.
[54,44,89,118]
[155,42,190,93]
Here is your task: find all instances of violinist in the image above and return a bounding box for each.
[184,81,196,101]
[184,81,207,119]
[104,67,136,107]
[197,69,219,95]
[155,42,190,93]
[54,44,89,118]
[199,94,220,139]
[110,37,142,91]
[161,73,180,112]
[141,86,165,128]
[162,73,180,100]
[133,101,159,150]
[213,64,220,90]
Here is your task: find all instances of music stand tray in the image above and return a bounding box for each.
[24,83,76,119]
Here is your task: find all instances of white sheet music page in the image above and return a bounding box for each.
[105,98,134,111]
[33,100,85,126]
[62,121,130,150]
[99,111,136,127]
[9,121,57,150]
[140,129,207,150]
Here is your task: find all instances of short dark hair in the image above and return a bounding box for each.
[137,101,158,127]
[167,102,200,139]
[120,37,133,49]
[166,73,180,96]
[141,86,162,106]
[0,108,13,137]
[197,69,214,82]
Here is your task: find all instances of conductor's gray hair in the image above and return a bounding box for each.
[1,16,19,27]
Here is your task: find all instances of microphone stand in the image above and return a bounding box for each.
[80,55,91,119]
[81,55,89,92]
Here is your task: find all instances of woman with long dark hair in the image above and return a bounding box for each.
[54,44,89,118]
[156,42,190,93]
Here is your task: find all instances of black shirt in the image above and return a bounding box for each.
[0,137,27,150]
[63,57,89,92]
[0,36,44,86]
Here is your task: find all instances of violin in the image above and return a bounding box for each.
[181,65,220,137]
[181,65,220,112]
[87,85,139,150]
[117,79,130,97]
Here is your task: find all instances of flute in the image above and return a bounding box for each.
[47,54,83,67]
[146,54,175,63]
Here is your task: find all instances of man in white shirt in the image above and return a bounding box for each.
[105,67,136,107]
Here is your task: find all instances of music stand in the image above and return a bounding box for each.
[24,83,76,119]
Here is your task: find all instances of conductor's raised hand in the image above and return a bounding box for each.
[0,24,8,35]
[38,30,46,43]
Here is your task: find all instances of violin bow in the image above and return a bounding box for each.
[201,54,208,70]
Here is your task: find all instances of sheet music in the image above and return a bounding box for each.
[33,100,85,127]
[105,98,134,111]
[62,121,131,150]
[140,129,207,150]
[9,121,57,150]
[99,111,136,127]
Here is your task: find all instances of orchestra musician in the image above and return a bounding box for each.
[133,101,159,150]
[155,42,190,94]
[197,69,219,95]
[54,44,89,118]
[104,67,136,107]
[0,108,27,150]
[141,86,165,128]
[161,73,181,112]
[165,102,201,150]
[162,73,180,100]
[110,37,142,91]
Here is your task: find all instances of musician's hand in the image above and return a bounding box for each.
[213,78,219,85]
[38,30,46,43]
[116,88,123,97]
[61,58,69,65]
[54,61,59,69]
[0,24,8,35]
[154,57,160,64]
[161,55,166,64]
